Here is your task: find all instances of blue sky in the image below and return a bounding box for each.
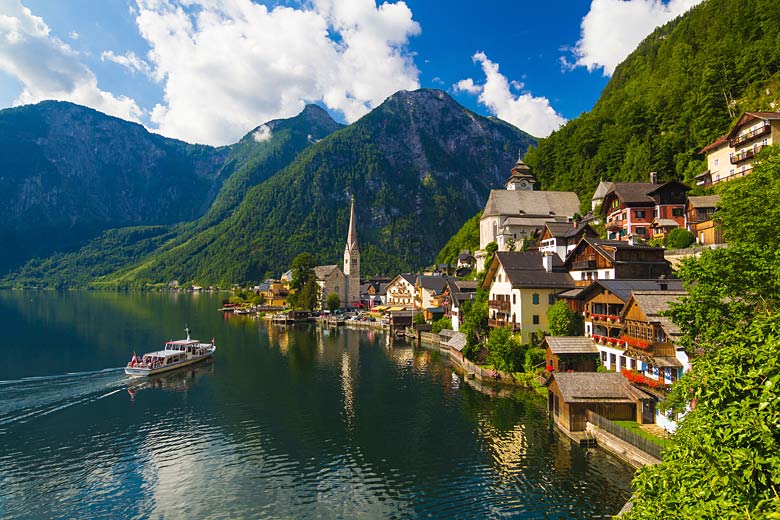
[0,0,701,145]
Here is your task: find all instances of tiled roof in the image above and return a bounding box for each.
[494,251,574,289]
[543,337,599,355]
[628,290,687,337]
[314,265,340,280]
[482,190,581,218]
[417,275,449,292]
[687,195,720,209]
[699,135,728,154]
[579,279,684,303]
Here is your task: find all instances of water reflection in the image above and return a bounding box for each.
[127,361,214,399]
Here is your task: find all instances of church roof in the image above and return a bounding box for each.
[314,265,341,280]
[346,196,358,251]
[482,190,581,219]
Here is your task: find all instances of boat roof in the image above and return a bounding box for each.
[142,350,184,358]
[166,339,199,345]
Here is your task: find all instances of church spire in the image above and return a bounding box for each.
[346,195,358,251]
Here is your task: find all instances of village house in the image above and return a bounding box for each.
[696,112,780,186]
[685,195,723,246]
[538,218,599,261]
[591,180,614,212]
[441,279,478,332]
[600,175,690,242]
[416,275,449,321]
[542,336,600,373]
[264,280,290,307]
[545,372,655,432]
[482,251,575,343]
[475,159,580,271]
[361,278,389,309]
[385,274,416,308]
[563,236,672,288]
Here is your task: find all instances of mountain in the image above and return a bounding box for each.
[523,0,780,201]
[0,100,229,274]
[91,89,536,287]
[6,104,344,288]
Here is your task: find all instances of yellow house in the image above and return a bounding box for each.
[696,112,780,186]
[265,280,290,307]
[482,251,575,344]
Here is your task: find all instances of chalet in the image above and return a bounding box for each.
[696,112,780,186]
[476,159,580,270]
[385,274,416,308]
[572,278,683,338]
[685,195,723,246]
[482,251,574,343]
[415,275,449,318]
[441,279,478,332]
[600,176,690,242]
[543,337,599,373]
[361,279,389,309]
[564,237,671,287]
[538,218,599,261]
[545,372,655,432]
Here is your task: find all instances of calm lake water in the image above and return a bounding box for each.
[0,291,634,519]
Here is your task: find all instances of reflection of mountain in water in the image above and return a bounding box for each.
[128,361,214,398]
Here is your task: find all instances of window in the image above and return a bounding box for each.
[512,294,516,304]
[532,293,540,304]
[548,294,555,305]
[635,210,645,219]
[672,207,684,217]
[636,226,646,235]
[532,315,540,325]
[713,158,719,167]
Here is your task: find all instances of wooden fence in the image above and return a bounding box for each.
[586,410,665,460]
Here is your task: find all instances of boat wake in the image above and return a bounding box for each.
[0,367,126,427]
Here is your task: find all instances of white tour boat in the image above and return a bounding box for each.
[125,327,216,377]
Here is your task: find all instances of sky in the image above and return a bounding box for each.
[0,0,702,146]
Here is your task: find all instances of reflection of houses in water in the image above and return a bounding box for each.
[477,421,529,478]
[127,361,214,399]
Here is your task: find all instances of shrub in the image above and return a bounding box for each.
[666,228,695,249]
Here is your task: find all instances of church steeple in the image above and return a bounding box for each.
[343,196,360,307]
[505,155,536,191]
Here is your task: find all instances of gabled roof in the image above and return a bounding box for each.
[592,180,615,201]
[622,290,687,337]
[564,237,665,267]
[543,337,598,355]
[543,220,599,240]
[483,251,574,290]
[725,112,780,140]
[448,279,478,293]
[482,190,581,219]
[686,195,720,209]
[417,275,449,293]
[699,134,728,154]
[547,372,651,403]
[388,273,416,287]
[577,279,684,303]
[314,265,342,280]
[601,181,690,214]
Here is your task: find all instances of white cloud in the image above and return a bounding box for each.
[0,0,144,122]
[132,0,421,145]
[68,30,78,40]
[252,124,272,142]
[101,50,152,77]
[571,0,703,75]
[454,52,566,138]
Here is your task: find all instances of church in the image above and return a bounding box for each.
[313,197,361,310]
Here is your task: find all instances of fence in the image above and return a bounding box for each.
[585,410,664,460]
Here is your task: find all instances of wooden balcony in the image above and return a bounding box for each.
[730,145,766,164]
[488,299,510,311]
[605,220,623,231]
[729,122,770,147]
[588,313,622,325]
[572,259,597,270]
[489,318,508,328]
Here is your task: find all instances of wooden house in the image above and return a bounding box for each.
[538,219,599,261]
[685,195,723,246]
[545,372,655,431]
[542,337,599,373]
[564,236,671,287]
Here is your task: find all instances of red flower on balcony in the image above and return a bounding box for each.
[620,335,651,350]
[621,369,664,388]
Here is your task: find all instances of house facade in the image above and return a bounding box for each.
[601,177,690,242]
[685,195,723,246]
[538,219,599,261]
[482,251,574,343]
[441,279,478,332]
[564,237,671,287]
[385,274,416,308]
[696,112,780,186]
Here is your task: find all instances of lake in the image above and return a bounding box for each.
[0,291,634,519]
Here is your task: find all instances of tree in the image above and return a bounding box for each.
[288,253,319,310]
[547,301,584,336]
[625,147,780,518]
[460,289,489,360]
[290,252,316,291]
[666,228,695,249]
[326,292,340,312]
[432,317,452,333]
[413,313,426,325]
[486,327,525,373]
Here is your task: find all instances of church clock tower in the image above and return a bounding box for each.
[343,196,361,308]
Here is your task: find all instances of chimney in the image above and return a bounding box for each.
[657,274,668,291]
[649,171,658,184]
[542,251,554,273]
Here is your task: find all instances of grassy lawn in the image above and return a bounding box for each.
[613,420,674,449]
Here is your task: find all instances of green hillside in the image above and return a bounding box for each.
[94,89,535,287]
[524,0,780,201]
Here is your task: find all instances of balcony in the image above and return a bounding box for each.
[488,299,510,311]
[729,122,770,147]
[588,313,622,325]
[572,259,597,270]
[592,334,625,348]
[605,220,623,231]
[730,145,766,164]
[489,318,508,328]
[620,335,652,350]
